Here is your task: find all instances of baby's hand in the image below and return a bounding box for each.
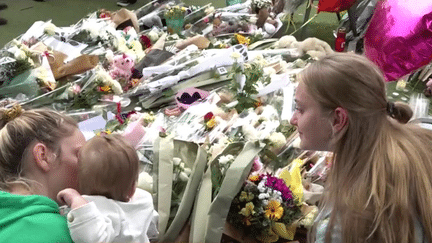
[57,188,88,209]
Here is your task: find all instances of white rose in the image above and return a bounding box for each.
[179,172,189,182]
[148,31,159,43]
[180,162,185,170]
[173,157,181,166]
[137,171,153,193]
[183,168,192,175]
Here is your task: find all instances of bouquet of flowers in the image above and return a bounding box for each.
[70,66,123,109]
[164,5,187,20]
[227,170,302,242]
[251,0,273,10]
[228,53,271,114]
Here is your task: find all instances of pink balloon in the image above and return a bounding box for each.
[364,0,432,82]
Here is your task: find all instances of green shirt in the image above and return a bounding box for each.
[0,191,73,243]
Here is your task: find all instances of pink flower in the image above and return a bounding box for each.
[251,156,263,172]
[71,84,81,95]
[203,17,209,23]
[123,26,133,33]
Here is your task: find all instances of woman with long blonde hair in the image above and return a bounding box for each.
[0,105,86,242]
[290,52,432,243]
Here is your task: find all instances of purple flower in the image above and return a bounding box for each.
[265,176,293,201]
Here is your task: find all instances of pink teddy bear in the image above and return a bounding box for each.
[109,53,135,80]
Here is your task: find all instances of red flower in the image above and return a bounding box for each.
[139,35,152,49]
[204,112,214,122]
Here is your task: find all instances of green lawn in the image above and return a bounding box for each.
[0,0,339,48]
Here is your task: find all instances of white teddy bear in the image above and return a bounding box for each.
[276,35,334,59]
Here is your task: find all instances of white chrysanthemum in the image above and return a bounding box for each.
[258,193,270,200]
[268,132,286,150]
[44,23,57,36]
[219,154,234,165]
[257,180,267,192]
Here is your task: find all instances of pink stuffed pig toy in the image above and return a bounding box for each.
[110,53,135,80]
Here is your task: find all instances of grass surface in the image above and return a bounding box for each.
[0,0,339,48]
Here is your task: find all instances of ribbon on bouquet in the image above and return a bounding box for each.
[190,141,265,243]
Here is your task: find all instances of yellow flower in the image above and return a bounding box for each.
[181,7,186,11]
[265,200,283,220]
[239,202,255,217]
[248,174,260,182]
[239,191,254,202]
[96,130,112,136]
[100,85,111,92]
[235,34,250,46]
[131,78,140,87]
[206,117,217,130]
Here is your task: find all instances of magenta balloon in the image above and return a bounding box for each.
[364,0,432,82]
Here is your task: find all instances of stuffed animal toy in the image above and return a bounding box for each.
[292,37,334,58]
[276,35,334,59]
[109,53,135,80]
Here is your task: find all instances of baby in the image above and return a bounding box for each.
[57,134,158,243]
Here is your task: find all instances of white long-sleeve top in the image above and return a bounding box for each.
[66,188,158,243]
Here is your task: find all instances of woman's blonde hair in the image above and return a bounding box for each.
[302,53,432,243]
[0,105,78,191]
[78,134,139,202]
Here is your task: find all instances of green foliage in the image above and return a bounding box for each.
[228,60,271,113]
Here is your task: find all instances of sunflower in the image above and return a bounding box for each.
[265,200,283,220]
